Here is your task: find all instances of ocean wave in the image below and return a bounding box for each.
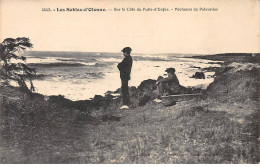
[49,72,105,81]
[26,56,97,65]
[94,62,113,67]
[32,74,46,79]
[28,62,86,67]
[56,57,97,62]
[100,58,121,62]
[178,57,224,64]
[56,58,81,62]
[84,72,105,79]
[79,62,96,66]
[25,57,62,64]
[134,56,169,62]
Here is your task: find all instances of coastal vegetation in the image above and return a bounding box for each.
[0,38,36,93]
[0,52,259,163]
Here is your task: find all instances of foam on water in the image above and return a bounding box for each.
[24,56,98,67]
[24,53,222,101]
[79,62,96,66]
[25,57,63,64]
[100,57,121,62]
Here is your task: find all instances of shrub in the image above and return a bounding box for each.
[0,37,36,92]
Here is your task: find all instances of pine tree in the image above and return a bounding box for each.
[0,37,36,92]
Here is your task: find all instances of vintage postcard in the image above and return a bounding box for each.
[0,0,259,164]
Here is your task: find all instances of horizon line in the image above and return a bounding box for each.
[26,50,259,55]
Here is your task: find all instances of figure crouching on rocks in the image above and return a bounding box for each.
[117,47,133,109]
[154,68,180,103]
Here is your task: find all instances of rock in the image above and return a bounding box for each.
[162,98,176,106]
[48,78,203,111]
[190,65,201,69]
[192,72,205,79]
[133,79,158,106]
[137,79,157,91]
[139,95,151,106]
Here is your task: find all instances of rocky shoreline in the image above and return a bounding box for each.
[46,53,260,111]
[0,53,259,163]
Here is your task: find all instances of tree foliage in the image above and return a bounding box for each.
[0,37,36,92]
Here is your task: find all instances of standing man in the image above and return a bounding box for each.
[117,47,133,109]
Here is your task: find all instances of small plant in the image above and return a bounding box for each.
[0,37,36,92]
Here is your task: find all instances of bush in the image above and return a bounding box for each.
[0,37,36,92]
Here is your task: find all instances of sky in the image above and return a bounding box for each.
[0,0,259,54]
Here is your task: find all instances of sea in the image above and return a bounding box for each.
[16,51,223,101]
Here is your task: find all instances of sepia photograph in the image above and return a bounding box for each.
[0,0,259,164]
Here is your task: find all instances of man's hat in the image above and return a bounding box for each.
[165,68,175,73]
[121,47,132,53]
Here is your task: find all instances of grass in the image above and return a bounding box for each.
[0,55,259,163]
[0,90,258,163]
